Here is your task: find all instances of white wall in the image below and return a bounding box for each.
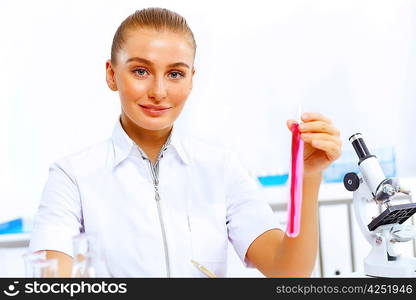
[1,0,416,222]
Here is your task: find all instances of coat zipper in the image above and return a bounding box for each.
[138,143,171,277]
[150,160,171,277]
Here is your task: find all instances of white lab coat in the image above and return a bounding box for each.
[29,118,282,277]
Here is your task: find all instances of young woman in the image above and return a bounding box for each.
[29,8,342,277]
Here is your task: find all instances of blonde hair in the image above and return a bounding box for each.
[111,7,196,65]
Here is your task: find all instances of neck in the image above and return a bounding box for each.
[120,114,172,153]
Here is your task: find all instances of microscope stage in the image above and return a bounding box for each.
[368,203,416,231]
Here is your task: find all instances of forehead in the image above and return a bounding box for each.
[119,29,194,66]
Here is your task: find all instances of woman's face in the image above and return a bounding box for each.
[106,28,195,131]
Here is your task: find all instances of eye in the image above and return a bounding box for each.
[168,71,184,79]
[132,68,149,78]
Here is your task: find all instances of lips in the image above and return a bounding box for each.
[139,104,171,110]
[139,104,171,117]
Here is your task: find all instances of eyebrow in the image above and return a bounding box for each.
[125,57,190,69]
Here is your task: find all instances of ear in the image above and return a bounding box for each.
[105,60,118,91]
[189,68,196,91]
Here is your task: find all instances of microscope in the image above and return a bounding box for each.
[343,133,416,277]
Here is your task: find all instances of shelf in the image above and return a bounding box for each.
[264,177,416,207]
[0,233,30,248]
[263,182,351,207]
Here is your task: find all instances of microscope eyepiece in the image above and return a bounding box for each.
[349,133,375,164]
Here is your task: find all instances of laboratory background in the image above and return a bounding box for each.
[1,0,416,277]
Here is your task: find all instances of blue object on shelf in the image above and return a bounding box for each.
[0,218,24,234]
[258,174,289,186]
[323,146,397,183]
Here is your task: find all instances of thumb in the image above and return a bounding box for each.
[286,119,297,131]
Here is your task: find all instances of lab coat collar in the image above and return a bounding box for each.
[168,125,190,166]
[111,117,189,168]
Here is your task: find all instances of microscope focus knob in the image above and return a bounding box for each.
[344,172,360,191]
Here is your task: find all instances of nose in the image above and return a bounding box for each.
[148,76,167,102]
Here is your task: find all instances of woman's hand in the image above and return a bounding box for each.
[287,112,342,177]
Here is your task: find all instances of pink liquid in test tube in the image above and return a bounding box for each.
[286,122,304,238]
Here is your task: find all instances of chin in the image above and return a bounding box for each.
[136,118,173,131]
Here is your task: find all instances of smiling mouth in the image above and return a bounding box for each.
[138,104,172,116]
[139,104,171,110]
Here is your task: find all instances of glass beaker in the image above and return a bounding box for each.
[23,251,58,277]
[71,232,110,277]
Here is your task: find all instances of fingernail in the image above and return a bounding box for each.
[302,113,309,119]
[299,124,305,130]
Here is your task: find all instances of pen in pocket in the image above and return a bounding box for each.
[191,259,217,278]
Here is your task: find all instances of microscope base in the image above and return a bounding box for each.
[365,256,416,278]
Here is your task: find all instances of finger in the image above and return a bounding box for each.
[311,140,342,161]
[299,121,340,136]
[286,119,297,131]
[301,112,332,124]
[301,133,342,146]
